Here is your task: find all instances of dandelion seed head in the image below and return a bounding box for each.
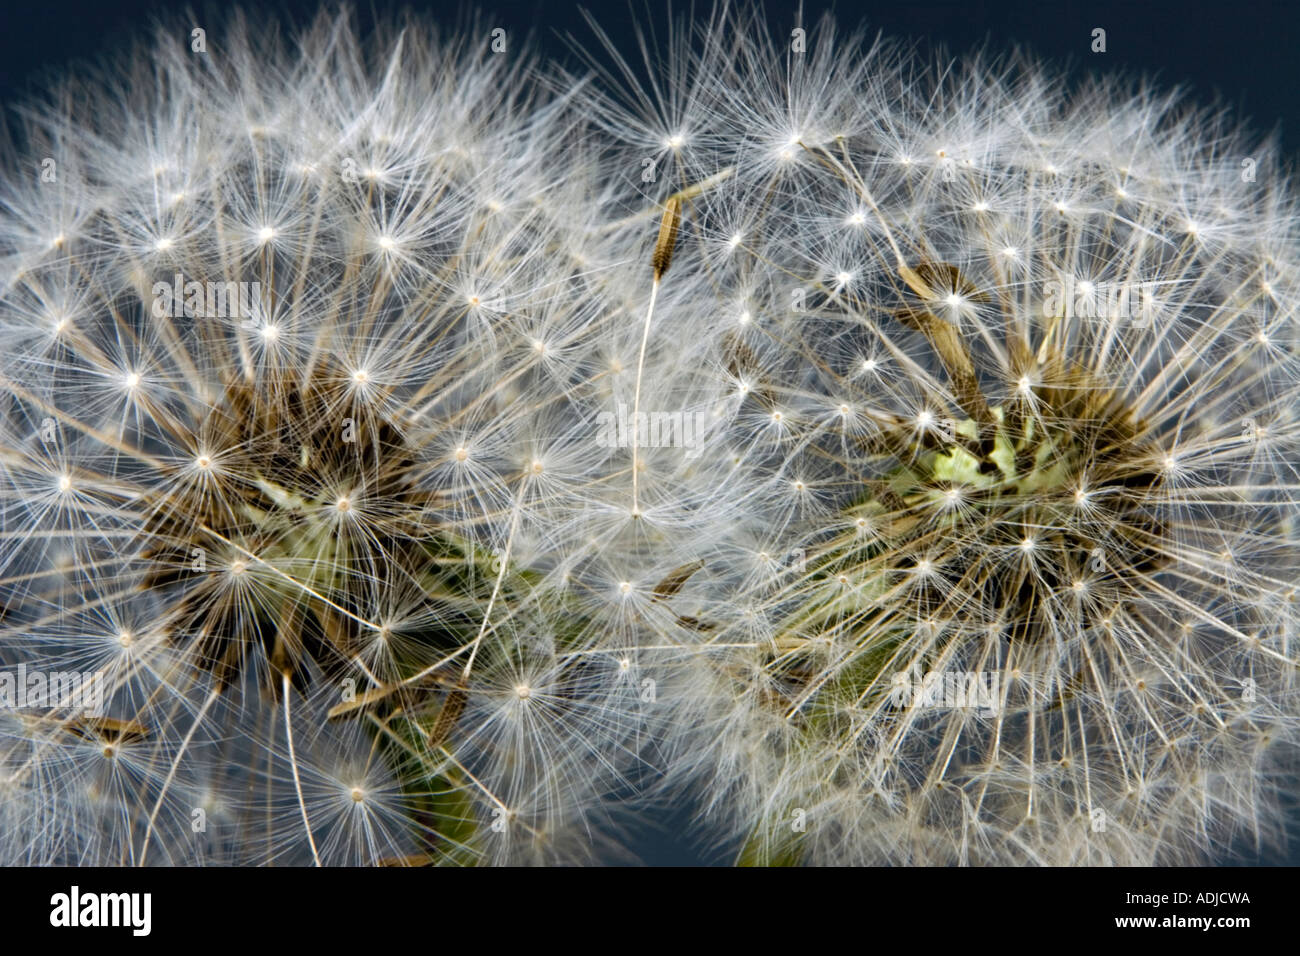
[596,7,1300,867]
[2,3,1296,869]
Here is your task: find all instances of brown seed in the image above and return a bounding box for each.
[652,195,682,281]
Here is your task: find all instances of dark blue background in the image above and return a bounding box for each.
[2,0,1296,155]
